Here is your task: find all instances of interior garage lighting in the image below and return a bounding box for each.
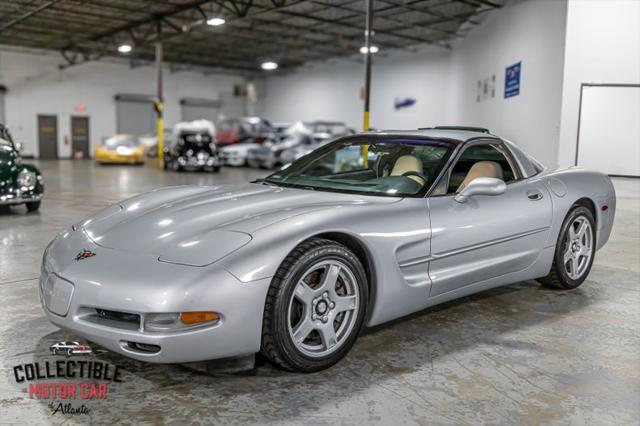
[261,61,278,70]
[206,17,226,26]
[360,46,379,54]
[117,44,132,53]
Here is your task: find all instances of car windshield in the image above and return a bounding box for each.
[103,136,139,149]
[180,131,212,143]
[265,137,454,197]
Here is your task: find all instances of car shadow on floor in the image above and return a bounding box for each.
[24,280,594,422]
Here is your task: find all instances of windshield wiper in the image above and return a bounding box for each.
[252,178,281,187]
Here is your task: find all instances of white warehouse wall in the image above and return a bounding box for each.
[0,50,245,158]
[448,0,567,167]
[263,48,452,130]
[263,0,568,167]
[557,0,640,167]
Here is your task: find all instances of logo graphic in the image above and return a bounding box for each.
[11,340,126,416]
[49,341,92,357]
[75,249,96,262]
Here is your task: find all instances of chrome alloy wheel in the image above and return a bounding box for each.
[287,260,360,358]
[563,216,593,280]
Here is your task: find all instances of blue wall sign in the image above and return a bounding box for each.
[505,62,521,98]
[394,97,416,109]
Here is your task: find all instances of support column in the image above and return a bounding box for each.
[362,0,373,132]
[155,22,164,168]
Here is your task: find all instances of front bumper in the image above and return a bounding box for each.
[40,231,271,363]
[0,188,42,205]
[97,153,144,164]
[177,153,220,169]
[221,152,246,166]
[247,150,277,168]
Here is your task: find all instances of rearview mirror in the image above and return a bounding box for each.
[454,177,506,203]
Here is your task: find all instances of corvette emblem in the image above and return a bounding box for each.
[75,249,96,262]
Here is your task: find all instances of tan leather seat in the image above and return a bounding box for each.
[457,161,503,192]
[391,155,424,184]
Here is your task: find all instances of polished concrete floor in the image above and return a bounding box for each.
[1,160,639,425]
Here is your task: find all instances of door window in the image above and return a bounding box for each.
[446,144,518,194]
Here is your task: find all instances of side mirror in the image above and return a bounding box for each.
[14,142,23,152]
[454,177,506,203]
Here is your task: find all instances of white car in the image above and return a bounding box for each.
[220,143,260,167]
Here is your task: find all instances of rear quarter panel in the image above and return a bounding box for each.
[541,167,616,251]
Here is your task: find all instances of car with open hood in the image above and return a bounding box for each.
[40,128,615,372]
[276,121,354,167]
[163,120,220,172]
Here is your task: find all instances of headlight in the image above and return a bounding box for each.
[144,311,220,332]
[17,169,37,189]
[116,146,132,155]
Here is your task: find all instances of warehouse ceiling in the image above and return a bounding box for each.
[0,0,504,74]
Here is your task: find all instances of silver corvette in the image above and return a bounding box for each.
[40,128,616,372]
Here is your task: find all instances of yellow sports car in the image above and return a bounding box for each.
[96,135,144,164]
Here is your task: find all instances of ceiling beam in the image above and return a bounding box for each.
[0,0,60,34]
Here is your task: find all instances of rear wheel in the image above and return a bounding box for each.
[538,206,596,289]
[261,238,368,372]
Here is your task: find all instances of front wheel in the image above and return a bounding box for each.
[538,206,596,289]
[261,238,368,372]
[26,201,41,212]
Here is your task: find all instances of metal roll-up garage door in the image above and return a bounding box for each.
[180,98,221,123]
[115,94,156,136]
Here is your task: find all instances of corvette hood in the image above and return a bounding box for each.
[80,183,398,266]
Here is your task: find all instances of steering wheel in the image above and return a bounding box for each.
[401,171,429,185]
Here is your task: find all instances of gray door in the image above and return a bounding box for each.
[116,99,155,136]
[38,115,58,159]
[181,98,221,123]
[427,143,552,297]
[71,116,90,159]
[219,91,246,118]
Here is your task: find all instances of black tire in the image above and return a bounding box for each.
[26,201,40,212]
[66,348,73,357]
[212,166,221,173]
[51,348,57,355]
[538,205,596,289]
[261,238,368,372]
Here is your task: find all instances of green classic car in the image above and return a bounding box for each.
[0,123,44,212]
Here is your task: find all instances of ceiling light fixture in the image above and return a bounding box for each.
[261,61,278,70]
[360,45,379,54]
[206,17,226,26]
[118,44,132,53]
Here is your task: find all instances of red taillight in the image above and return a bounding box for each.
[601,205,609,211]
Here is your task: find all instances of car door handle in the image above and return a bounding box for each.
[527,190,543,201]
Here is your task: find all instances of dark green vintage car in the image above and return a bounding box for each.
[0,123,44,212]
